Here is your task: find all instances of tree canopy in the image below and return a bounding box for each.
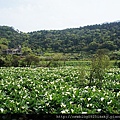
[0,21,120,54]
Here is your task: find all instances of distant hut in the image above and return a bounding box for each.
[2,45,22,55]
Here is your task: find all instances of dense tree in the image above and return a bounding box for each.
[0,21,120,54]
[23,54,40,66]
[22,47,32,55]
[87,42,100,53]
[0,56,5,67]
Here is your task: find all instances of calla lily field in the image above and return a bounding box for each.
[0,66,120,114]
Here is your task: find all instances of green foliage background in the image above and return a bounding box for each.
[0,21,120,54]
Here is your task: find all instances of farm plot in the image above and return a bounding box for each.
[0,67,120,114]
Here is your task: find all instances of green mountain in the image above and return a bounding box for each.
[0,21,120,54]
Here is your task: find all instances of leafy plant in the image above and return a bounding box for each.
[89,49,110,88]
[0,66,120,114]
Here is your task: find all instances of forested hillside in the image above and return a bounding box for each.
[0,21,120,54]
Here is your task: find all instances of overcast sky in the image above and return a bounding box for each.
[0,0,120,32]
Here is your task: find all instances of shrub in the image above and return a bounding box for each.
[89,49,110,88]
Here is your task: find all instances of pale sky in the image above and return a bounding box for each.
[0,0,120,32]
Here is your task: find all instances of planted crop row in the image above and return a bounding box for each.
[0,67,120,114]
